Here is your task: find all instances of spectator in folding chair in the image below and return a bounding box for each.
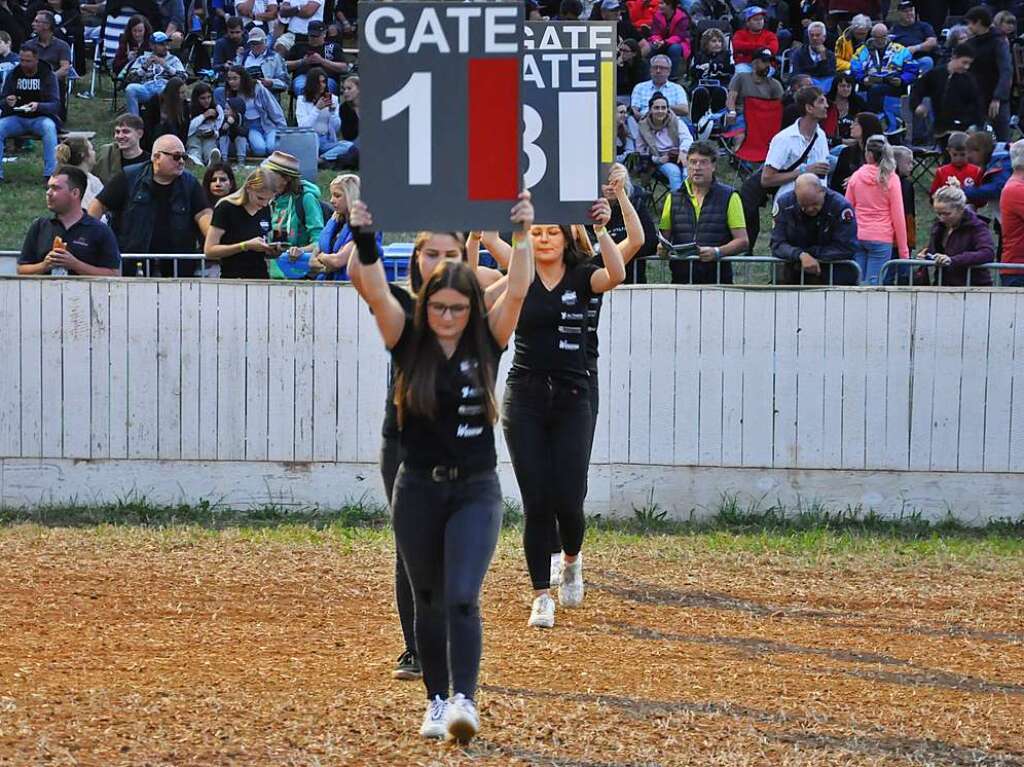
[123,30,184,116]
[724,48,783,145]
[211,14,244,75]
[964,5,1013,141]
[689,27,733,89]
[638,0,691,79]
[111,14,151,76]
[240,26,288,94]
[890,1,939,74]
[630,53,688,118]
[0,45,61,184]
[733,6,779,74]
[792,21,836,91]
[771,173,859,284]
[0,0,30,52]
[95,112,146,183]
[834,13,871,73]
[24,10,72,88]
[849,23,918,125]
[285,20,346,95]
[636,91,693,191]
[999,139,1024,287]
[910,43,983,146]
[919,178,995,285]
[29,0,85,73]
[658,139,748,284]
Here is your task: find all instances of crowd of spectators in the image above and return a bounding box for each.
[2,0,1024,287]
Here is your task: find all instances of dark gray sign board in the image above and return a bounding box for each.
[522,21,617,223]
[358,2,524,231]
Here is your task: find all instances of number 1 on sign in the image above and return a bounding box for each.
[382,71,432,185]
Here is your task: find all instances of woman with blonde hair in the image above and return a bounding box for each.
[309,173,374,280]
[845,134,908,285]
[202,167,280,279]
[55,136,103,207]
[918,179,995,286]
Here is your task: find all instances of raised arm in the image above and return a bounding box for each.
[605,164,643,262]
[479,230,512,270]
[348,200,406,348]
[487,191,535,347]
[589,199,626,293]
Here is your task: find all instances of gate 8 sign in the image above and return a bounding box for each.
[358,2,523,231]
[523,22,616,222]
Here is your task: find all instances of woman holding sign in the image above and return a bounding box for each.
[347,193,535,744]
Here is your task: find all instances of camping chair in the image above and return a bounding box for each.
[721,96,782,174]
[690,80,728,140]
[79,5,137,107]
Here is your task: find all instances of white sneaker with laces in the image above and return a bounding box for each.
[419,695,447,738]
[549,553,563,587]
[446,693,479,743]
[559,553,584,607]
[528,593,556,628]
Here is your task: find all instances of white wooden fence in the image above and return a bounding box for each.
[1,278,1022,521]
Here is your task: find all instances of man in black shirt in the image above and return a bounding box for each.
[965,5,1013,140]
[212,15,245,74]
[88,134,212,276]
[911,43,984,141]
[0,45,61,182]
[285,20,347,95]
[19,165,121,276]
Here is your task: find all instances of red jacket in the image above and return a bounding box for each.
[732,29,779,64]
[627,0,660,30]
[648,7,692,59]
[929,163,983,197]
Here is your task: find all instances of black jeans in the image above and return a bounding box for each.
[392,466,503,700]
[503,373,591,590]
[381,436,416,656]
[549,373,600,554]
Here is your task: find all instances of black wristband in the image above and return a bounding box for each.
[352,227,379,265]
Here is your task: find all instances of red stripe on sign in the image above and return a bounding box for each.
[467,58,519,201]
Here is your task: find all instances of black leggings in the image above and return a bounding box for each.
[503,374,591,590]
[391,466,503,701]
[548,373,600,555]
[381,436,416,656]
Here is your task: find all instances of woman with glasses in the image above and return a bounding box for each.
[346,192,535,744]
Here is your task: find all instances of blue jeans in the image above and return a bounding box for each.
[292,74,337,96]
[1001,274,1024,288]
[247,126,277,156]
[125,80,167,116]
[854,240,893,286]
[915,56,935,74]
[0,115,58,179]
[318,135,354,161]
[658,161,684,191]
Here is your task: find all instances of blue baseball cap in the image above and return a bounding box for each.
[744,6,767,20]
[151,31,169,44]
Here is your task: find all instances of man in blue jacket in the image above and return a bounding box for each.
[850,22,917,116]
[0,45,60,183]
[771,173,859,285]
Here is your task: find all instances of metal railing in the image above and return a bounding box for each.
[878,260,1024,286]
[0,251,209,277]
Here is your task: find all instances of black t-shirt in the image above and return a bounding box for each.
[120,151,147,170]
[390,315,503,472]
[210,200,271,279]
[511,262,598,385]
[381,283,415,439]
[97,169,210,253]
[286,42,345,76]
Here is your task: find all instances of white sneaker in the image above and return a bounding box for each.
[528,593,555,628]
[446,693,479,743]
[549,553,563,587]
[559,553,584,607]
[419,695,447,739]
[208,147,221,166]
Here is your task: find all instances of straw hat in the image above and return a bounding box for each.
[262,150,301,178]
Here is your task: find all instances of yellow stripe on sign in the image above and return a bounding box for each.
[601,59,614,164]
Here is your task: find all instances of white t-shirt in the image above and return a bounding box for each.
[279,0,323,36]
[764,120,829,199]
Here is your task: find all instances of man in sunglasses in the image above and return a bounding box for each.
[88,135,213,277]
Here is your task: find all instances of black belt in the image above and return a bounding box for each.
[404,464,493,483]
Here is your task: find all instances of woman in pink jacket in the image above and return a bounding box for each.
[844,135,908,285]
[639,0,691,78]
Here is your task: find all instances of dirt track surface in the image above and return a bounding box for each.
[0,527,1022,767]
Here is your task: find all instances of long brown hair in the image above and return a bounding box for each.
[408,230,466,291]
[394,261,497,426]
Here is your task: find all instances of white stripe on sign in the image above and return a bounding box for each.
[557,91,598,202]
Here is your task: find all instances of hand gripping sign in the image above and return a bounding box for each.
[522,22,617,223]
[358,2,524,231]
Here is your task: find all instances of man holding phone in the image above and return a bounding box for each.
[0,45,61,184]
[285,20,348,95]
[18,166,121,276]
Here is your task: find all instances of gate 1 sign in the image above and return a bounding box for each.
[358,2,523,231]
[523,22,617,223]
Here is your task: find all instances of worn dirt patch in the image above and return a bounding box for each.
[0,528,1022,766]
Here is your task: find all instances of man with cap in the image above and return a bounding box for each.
[123,30,186,116]
[88,134,212,277]
[212,16,246,74]
[286,20,348,95]
[731,6,779,73]
[771,173,859,285]
[725,47,783,139]
[890,2,938,74]
[277,0,323,39]
[849,23,917,115]
[597,0,639,40]
[241,26,290,93]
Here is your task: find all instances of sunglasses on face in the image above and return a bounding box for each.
[156,150,187,162]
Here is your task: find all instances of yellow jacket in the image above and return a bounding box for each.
[835,28,863,72]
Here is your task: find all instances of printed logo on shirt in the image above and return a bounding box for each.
[460,385,481,399]
[559,339,580,351]
[260,220,270,231]
[458,404,484,416]
[71,237,90,248]
[456,423,484,438]
[558,325,582,335]
[460,359,479,373]
[964,178,976,187]
[560,311,584,321]
[561,290,578,305]
[841,207,854,222]
[17,77,41,90]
